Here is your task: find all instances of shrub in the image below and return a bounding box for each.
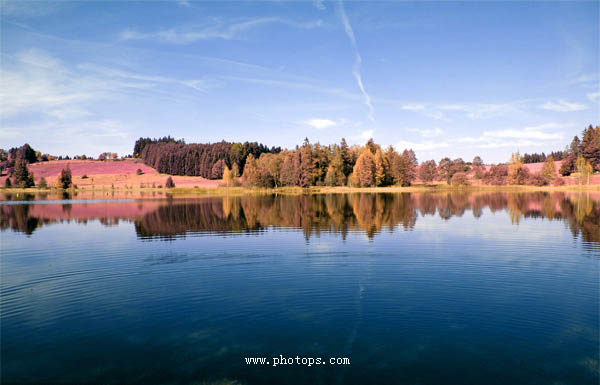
[450,172,470,186]
[81,174,88,179]
[165,176,175,188]
[136,168,143,175]
[38,177,48,189]
[552,177,566,186]
[527,172,548,186]
[482,164,508,185]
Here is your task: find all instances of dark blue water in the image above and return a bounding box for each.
[1,192,598,384]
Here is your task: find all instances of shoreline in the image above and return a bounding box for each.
[2,184,600,197]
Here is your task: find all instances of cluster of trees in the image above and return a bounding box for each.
[134,137,281,179]
[559,125,600,177]
[522,151,567,163]
[236,138,421,188]
[98,152,118,161]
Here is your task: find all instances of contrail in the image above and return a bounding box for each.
[338,0,375,123]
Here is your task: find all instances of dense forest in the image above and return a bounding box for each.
[134,137,281,179]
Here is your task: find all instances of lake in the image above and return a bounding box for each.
[1,191,598,384]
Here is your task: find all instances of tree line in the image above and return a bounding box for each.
[134,137,281,179]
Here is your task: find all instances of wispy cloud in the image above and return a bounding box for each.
[337,0,375,123]
[586,91,600,103]
[305,118,336,130]
[401,104,425,111]
[454,123,567,148]
[120,17,323,44]
[538,100,587,112]
[224,75,359,100]
[0,49,212,119]
[314,0,326,10]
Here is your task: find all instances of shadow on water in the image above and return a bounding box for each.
[1,192,599,245]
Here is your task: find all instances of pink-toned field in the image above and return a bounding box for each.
[0,159,219,189]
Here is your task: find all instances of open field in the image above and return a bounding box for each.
[0,159,219,189]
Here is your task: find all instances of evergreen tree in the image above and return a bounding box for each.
[340,138,353,177]
[12,158,35,188]
[165,176,175,188]
[57,165,72,189]
[581,125,600,171]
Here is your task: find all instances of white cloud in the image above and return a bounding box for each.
[356,129,374,141]
[538,100,587,112]
[305,118,336,130]
[314,0,326,10]
[453,123,566,149]
[586,92,600,103]
[120,17,323,44]
[407,127,443,138]
[337,0,375,123]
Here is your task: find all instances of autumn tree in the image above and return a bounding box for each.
[472,156,484,179]
[438,157,464,184]
[541,156,556,182]
[392,149,417,186]
[12,159,35,188]
[418,160,438,183]
[325,147,346,186]
[351,150,376,187]
[576,156,593,185]
[451,172,469,186]
[222,166,234,187]
[508,152,525,185]
[296,138,314,187]
[374,149,389,186]
[57,165,72,189]
[242,154,261,187]
[280,151,298,186]
[260,153,283,187]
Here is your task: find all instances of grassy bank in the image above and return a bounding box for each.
[2,183,599,197]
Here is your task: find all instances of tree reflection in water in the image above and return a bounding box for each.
[1,192,599,244]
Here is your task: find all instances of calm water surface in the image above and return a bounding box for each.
[1,192,598,384]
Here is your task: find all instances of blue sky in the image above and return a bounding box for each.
[1,0,598,163]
